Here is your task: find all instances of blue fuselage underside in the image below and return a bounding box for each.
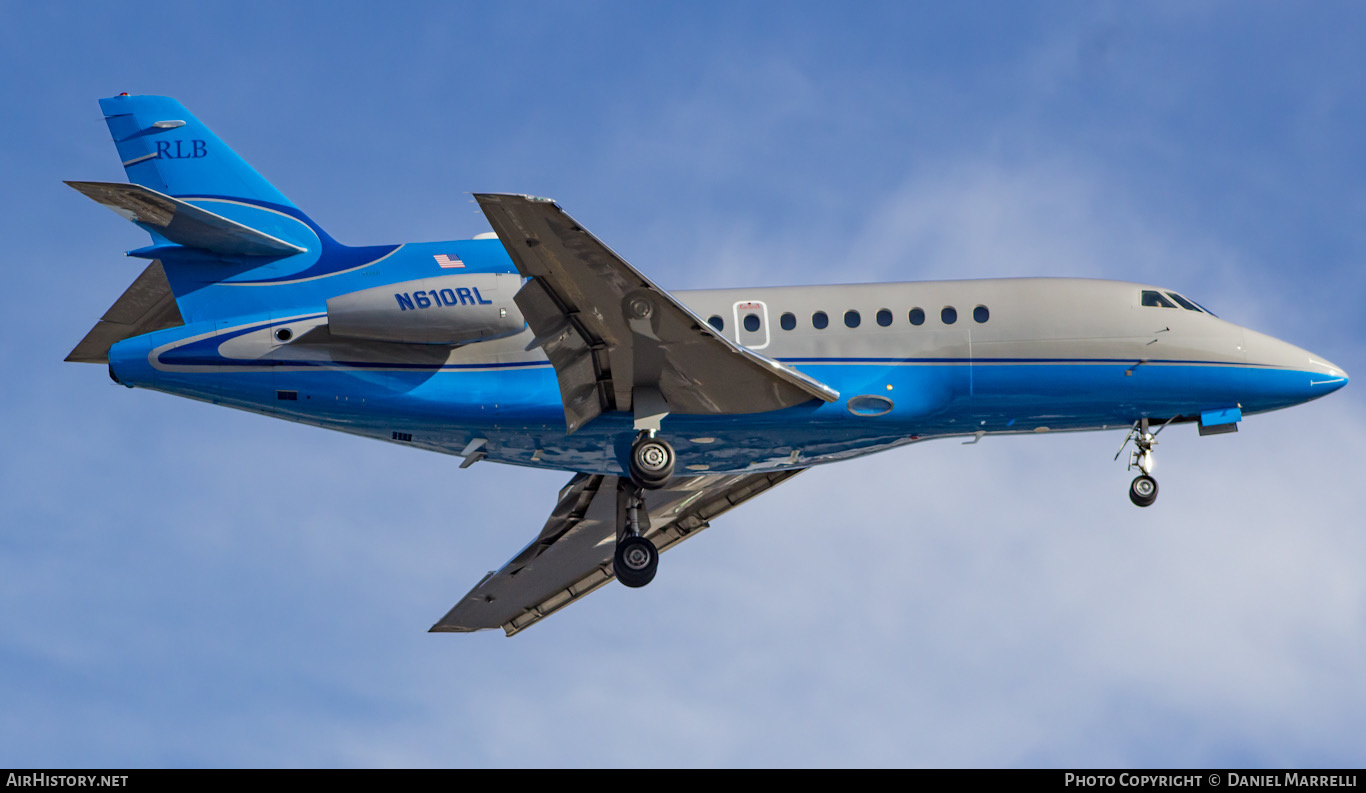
[110,334,1331,477]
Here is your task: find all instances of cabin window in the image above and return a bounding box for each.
[941,306,957,325]
[1165,292,1204,312]
[1141,291,1176,308]
[780,312,796,330]
[708,315,725,331]
[909,307,925,326]
[743,313,761,332]
[973,305,989,323]
[844,310,861,328]
[876,308,893,327]
[812,311,829,330]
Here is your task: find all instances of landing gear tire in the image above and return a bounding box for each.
[1129,475,1159,508]
[614,535,659,588]
[629,437,675,489]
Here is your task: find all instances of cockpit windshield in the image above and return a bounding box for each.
[1141,290,1177,308]
[1141,290,1216,316]
[1165,292,1202,312]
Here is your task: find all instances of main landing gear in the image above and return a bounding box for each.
[615,432,675,587]
[614,485,659,588]
[612,433,676,587]
[1115,418,1165,507]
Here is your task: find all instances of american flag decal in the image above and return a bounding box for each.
[434,254,465,269]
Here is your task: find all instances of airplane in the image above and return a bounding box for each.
[67,94,1350,636]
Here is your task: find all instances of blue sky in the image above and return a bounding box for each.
[2,1,1364,768]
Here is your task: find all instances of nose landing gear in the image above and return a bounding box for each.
[1115,418,1165,507]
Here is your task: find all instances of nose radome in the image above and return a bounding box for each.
[1242,328,1348,395]
[1308,356,1349,392]
[1295,345,1348,389]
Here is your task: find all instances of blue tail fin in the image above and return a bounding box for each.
[99,94,296,209]
[81,95,398,326]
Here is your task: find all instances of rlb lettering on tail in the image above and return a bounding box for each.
[155,140,207,159]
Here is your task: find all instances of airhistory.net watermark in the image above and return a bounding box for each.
[6,775,128,787]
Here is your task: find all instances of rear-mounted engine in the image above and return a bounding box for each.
[327,273,525,345]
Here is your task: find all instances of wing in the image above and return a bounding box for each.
[432,469,804,636]
[474,193,838,433]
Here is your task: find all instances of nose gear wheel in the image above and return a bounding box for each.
[1129,475,1158,507]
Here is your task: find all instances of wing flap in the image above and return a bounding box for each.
[66,181,306,257]
[475,194,837,432]
[515,277,610,432]
[431,468,804,636]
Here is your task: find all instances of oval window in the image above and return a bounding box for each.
[812,311,829,330]
[909,307,925,326]
[876,308,893,327]
[846,394,895,417]
[708,315,724,331]
[780,312,796,330]
[973,305,989,323]
[941,306,957,325]
[844,310,861,328]
[743,313,761,332]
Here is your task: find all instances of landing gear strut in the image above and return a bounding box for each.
[614,485,658,588]
[1115,418,1164,507]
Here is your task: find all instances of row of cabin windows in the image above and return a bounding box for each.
[708,305,990,333]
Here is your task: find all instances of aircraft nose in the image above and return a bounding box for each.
[1308,356,1349,393]
[1242,329,1349,406]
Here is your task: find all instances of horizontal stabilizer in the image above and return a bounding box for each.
[66,260,185,363]
[65,181,306,257]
